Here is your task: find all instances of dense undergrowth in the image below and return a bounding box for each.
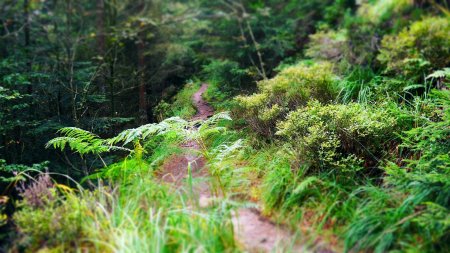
[154,81,202,121]
[10,115,238,252]
[1,1,450,252]
[198,8,450,252]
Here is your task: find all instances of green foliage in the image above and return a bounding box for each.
[3,1,450,252]
[427,67,450,80]
[337,67,377,103]
[378,17,450,78]
[46,127,114,156]
[107,117,189,147]
[345,184,449,253]
[14,189,89,251]
[203,60,249,92]
[13,172,237,252]
[0,160,48,183]
[47,117,189,157]
[154,81,201,120]
[260,149,299,211]
[345,88,450,252]
[13,112,236,251]
[203,81,236,112]
[357,0,415,25]
[207,137,251,194]
[306,29,348,62]
[235,62,338,136]
[277,101,397,174]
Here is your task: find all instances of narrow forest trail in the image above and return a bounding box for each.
[158,83,307,252]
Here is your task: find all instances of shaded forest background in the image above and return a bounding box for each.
[1,0,360,172]
[3,0,446,175]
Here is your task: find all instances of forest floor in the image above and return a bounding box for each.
[157,83,308,252]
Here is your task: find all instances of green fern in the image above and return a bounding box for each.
[197,112,232,139]
[107,117,189,146]
[46,113,232,169]
[46,127,114,156]
[427,68,450,80]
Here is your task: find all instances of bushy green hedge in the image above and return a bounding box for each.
[276,101,397,174]
[378,17,450,79]
[235,62,338,136]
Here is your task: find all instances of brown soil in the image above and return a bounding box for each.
[157,83,213,207]
[232,208,307,252]
[157,83,310,252]
[191,83,214,120]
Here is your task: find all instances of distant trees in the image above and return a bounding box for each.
[0,0,374,173]
[0,0,201,172]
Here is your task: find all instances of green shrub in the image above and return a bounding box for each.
[276,101,397,174]
[235,62,338,136]
[255,145,358,232]
[378,17,450,78]
[306,29,348,63]
[202,59,249,92]
[356,0,414,25]
[204,81,236,111]
[13,173,238,252]
[154,81,200,121]
[259,148,297,211]
[13,175,89,251]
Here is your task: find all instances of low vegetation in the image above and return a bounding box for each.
[1,0,449,252]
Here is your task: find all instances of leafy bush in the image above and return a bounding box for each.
[378,17,450,78]
[356,0,414,25]
[204,81,236,111]
[235,62,338,136]
[202,59,249,92]
[13,174,90,251]
[276,101,397,174]
[14,113,237,252]
[306,29,348,63]
[154,81,200,121]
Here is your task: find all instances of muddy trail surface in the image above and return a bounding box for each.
[157,83,308,252]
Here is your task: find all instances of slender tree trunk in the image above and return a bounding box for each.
[66,0,78,125]
[244,18,267,79]
[237,1,267,79]
[137,39,148,124]
[24,0,32,93]
[109,53,116,122]
[96,0,106,94]
[223,0,267,80]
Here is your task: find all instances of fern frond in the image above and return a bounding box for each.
[46,127,112,156]
[58,127,99,142]
[198,111,232,134]
[211,139,245,163]
[107,116,189,146]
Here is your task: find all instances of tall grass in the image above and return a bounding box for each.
[13,162,238,252]
[85,176,237,253]
[13,112,240,252]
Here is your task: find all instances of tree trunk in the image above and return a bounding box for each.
[137,40,148,124]
[96,0,106,94]
[24,0,32,94]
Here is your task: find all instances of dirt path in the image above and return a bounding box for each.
[157,83,214,207]
[158,83,307,252]
[192,83,214,120]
